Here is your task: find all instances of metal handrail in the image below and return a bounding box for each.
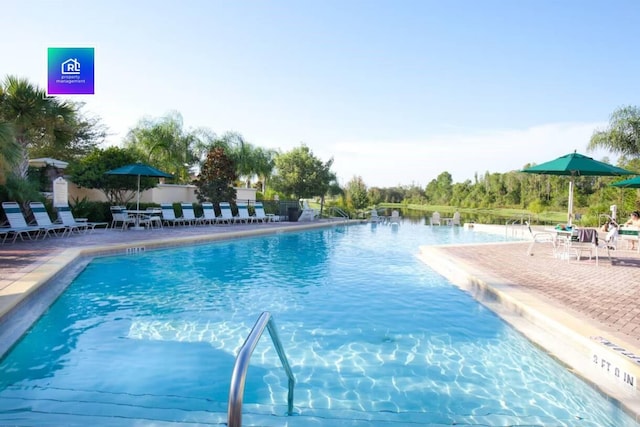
[227,312,295,427]
[326,206,349,220]
[505,215,530,238]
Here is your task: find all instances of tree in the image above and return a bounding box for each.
[124,112,203,184]
[0,121,19,185]
[252,146,277,194]
[68,147,155,204]
[425,171,453,205]
[0,75,103,176]
[194,146,237,204]
[588,105,640,159]
[345,176,369,211]
[272,145,336,201]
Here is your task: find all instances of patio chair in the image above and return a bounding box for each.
[430,211,441,226]
[29,201,69,238]
[451,211,461,226]
[567,228,610,266]
[110,206,137,230]
[56,204,108,233]
[201,202,218,225]
[235,202,255,223]
[145,207,163,229]
[389,210,401,225]
[217,202,235,224]
[181,203,203,226]
[618,226,639,253]
[1,201,44,242]
[525,222,557,257]
[370,208,381,223]
[160,203,184,227]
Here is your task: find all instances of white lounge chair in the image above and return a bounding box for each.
[201,202,218,225]
[29,201,69,238]
[430,212,441,226]
[56,204,108,233]
[218,202,235,224]
[181,203,203,226]
[1,201,44,242]
[253,202,270,223]
[161,203,184,227]
[235,202,255,223]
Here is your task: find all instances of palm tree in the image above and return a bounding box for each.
[223,132,255,187]
[0,121,20,185]
[253,146,276,194]
[124,112,201,184]
[0,75,75,177]
[588,105,640,159]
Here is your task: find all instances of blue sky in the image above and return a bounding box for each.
[4,1,640,187]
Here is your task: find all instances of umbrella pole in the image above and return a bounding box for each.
[137,174,141,211]
[568,177,574,226]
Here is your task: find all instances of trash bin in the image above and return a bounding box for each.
[287,207,299,222]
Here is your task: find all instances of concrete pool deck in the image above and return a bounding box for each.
[1,221,640,421]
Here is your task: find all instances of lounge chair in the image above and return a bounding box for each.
[430,212,441,226]
[181,203,203,226]
[201,202,218,225]
[56,204,108,233]
[235,202,255,223]
[161,203,184,227]
[1,201,44,242]
[218,202,235,224]
[29,201,69,238]
[253,202,270,223]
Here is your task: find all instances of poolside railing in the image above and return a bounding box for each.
[227,311,295,427]
[505,215,530,239]
[325,206,349,221]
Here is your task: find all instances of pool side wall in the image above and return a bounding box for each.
[418,242,640,423]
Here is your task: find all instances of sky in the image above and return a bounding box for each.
[3,1,640,187]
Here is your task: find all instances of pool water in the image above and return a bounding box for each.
[0,224,637,426]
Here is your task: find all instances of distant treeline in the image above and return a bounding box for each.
[367,166,640,218]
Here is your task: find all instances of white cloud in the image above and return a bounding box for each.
[315,122,612,187]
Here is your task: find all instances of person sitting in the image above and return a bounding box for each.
[624,211,640,249]
[625,211,640,227]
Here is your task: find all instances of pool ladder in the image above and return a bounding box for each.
[227,311,295,427]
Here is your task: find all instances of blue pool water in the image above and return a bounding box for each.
[0,223,637,426]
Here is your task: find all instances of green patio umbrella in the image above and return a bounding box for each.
[104,163,173,211]
[521,151,635,225]
[611,175,640,188]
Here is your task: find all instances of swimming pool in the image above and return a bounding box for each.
[0,223,637,426]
